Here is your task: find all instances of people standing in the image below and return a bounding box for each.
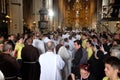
[21,37,40,80]
[0,41,3,53]
[72,40,87,79]
[7,34,16,51]
[110,45,120,59]
[0,70,4,80]
[79,64,97,80]
[0,44,20,80]
[13,36,24,60]
[56,39,71,80]
[32,33,45,54]
[86,40,94,60]
[68,63,97,80]
[103,56,120,80]
[39,41,65,80]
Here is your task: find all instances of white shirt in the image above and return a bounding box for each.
[0,70,4,80]
[57,46,71,80]
[32,39,45,54]
[39,51,65,80]
[42,37,51,43]
[58,46,70,61]
[68,39,74,52]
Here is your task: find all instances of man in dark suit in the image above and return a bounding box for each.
[7,34,16,50]
[72,40,87,79]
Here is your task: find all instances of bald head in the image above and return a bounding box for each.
[3,44,12,52]
[45,41,55,51]
[110,45,120,59]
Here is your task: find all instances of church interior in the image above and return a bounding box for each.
[0,0,120,35]
[0,1,120,80]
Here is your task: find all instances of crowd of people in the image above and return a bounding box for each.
[0,29,120,80]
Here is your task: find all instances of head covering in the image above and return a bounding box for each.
[62,34,68,39]
[80,63,90,72]
[43,37,51,43]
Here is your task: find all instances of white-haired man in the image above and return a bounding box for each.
[39,41,65,80]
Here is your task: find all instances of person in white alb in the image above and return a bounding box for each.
[39,41,65,80]
[56,39,71,80]
[0,70,4,80]
[32,33,45,54]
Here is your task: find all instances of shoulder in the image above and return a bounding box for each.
[102,76,109,80]
[82,48,87,52]
[88,73,97,80]
[40,52,52,57]
[68,73,75,80]
[0,70,4,80]
[0,54,17,63]
[40,53,46,57]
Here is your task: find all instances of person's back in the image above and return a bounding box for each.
[56,39,70,80]
[72,40,88,79]
[32,38,45,54]
[0,44,20,80]
[21,38,40,80]
[40,52,64,80]
[0,70,4,80]
[88,50,105,80]
[39,41,65,80]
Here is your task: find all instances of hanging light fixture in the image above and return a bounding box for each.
[5,15,10,18]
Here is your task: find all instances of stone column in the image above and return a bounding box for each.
[33,0,42,32]
[58,0,63,28]
[9,0,23,34]
[53,0,59,30]
[96,0,102,32]
[46,0,54,31]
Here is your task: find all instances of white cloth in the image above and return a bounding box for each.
[62,33,70,39]
[58,46,70,61]
[68,39,74,53]
[0,70,4,80]
[67,50,72,74]
[72,37,76,42]
[39,51,65,80]
[57,46,71,80]
[51,39,58,46]
[32,39,45,54]
[62,34,67,39]
[42,37,51,43]
[76,34,81,40]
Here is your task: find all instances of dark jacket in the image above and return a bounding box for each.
[0,53,20,80]
[21,45,40,80]
[88,50,105,80]
[72,48,87,78]
[7,40,15,50]
[72,48,82,66]
[80,73,97,80]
